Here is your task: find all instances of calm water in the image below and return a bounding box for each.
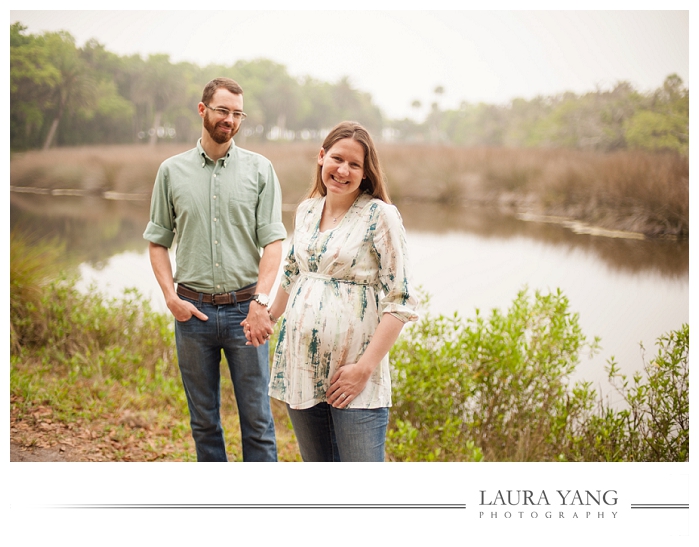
[10,193,689,403]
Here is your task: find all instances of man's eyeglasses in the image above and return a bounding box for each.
[205,104,247,120]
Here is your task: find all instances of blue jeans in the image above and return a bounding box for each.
[287,402,389,462]
[175,296,277,462]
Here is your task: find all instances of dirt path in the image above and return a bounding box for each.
[10,441,80,462]
[9,399,158,462]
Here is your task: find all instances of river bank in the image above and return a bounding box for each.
[10,143,688,239]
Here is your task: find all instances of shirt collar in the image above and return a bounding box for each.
[196,139,235,168]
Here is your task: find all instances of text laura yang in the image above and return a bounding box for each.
[479,490,618,506]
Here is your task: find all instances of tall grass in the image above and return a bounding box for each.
[10,230,66,353]
[11,143,688,237]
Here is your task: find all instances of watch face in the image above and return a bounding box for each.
[255,294,270,306]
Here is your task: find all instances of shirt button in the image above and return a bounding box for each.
[216,263,220,267]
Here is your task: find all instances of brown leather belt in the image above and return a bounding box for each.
[177,284,256,305]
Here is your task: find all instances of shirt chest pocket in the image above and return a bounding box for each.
[227,185,257,226]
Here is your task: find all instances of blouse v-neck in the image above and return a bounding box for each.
[317,194,360,234]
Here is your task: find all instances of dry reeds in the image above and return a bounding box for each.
[11,143,689,237]
[10,144,190,194]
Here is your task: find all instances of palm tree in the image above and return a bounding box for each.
[41,31,96,150]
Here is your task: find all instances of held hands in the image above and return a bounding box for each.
[242,301,275,347]
[326,362,373,409]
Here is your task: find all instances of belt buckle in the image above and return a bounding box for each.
[211,292,233,305]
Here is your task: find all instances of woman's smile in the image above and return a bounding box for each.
[318,137,366,197]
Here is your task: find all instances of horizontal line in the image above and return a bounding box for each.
[45,503,466,510]
[631,504,688,509]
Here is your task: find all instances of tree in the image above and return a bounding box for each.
[10,23,60,149]
[295,77,336,133]
[59,39,135,145]
[628,74,689,155]
[132,54,190,146]
[232,59,302,139]
[625,110,687,154]
[330,77,383,135]
[40,31,97,150]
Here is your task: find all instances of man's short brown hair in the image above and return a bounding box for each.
[201,78,243,104]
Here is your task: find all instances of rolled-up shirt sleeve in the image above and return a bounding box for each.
[143,165,176,248]
[255,162,287,248]
[372,204,419,323]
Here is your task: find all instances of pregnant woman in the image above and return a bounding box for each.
[259,120,419,462]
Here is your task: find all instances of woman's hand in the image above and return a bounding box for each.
[326,314,406,408]
[242,301,275,347]
[326,362,373,408]
[240,302,274,347]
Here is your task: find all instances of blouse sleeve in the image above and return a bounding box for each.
[281,199,313,292]
[280,234,299,293]
[371,203,420,323]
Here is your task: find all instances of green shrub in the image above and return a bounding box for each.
[11,229,176,376]
[578,324,689,462]
[388,289,688,462]
[388,288,600,461]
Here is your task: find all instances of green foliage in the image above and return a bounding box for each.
[10,23,688,153]
[388,289,688,462]
[9,23,387,150]
[10,232,301,461]
[432,76,688,155]
[563,325,689,463]
[11,230,175,376]
[10,23,61,149]
[590,325,689,462]
[10,230,66,352]
[388,288,600,461]
[10,229,187,454]
[625,110,688,155]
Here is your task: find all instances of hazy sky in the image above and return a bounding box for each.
[10,8,690,120]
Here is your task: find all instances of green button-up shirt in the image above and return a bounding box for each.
[143,139,287,293]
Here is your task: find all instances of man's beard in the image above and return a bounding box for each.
[204,111,238,144]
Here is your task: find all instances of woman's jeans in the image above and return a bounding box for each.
[175,297,277,462]
[287,402,389,462]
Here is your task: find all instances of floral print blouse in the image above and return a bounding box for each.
[269,192,419,409]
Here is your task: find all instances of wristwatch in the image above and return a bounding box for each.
[252,293,270,307]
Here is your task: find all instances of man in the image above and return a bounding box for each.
[143,77,286,461]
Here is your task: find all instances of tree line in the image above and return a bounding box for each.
[10,22,688,154]
[421,76,688,154]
